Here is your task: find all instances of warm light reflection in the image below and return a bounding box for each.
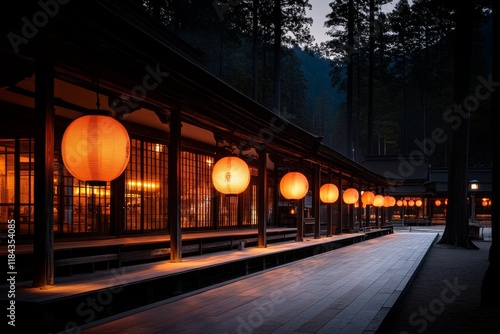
[74,186,110,196]
[127,180,159,190]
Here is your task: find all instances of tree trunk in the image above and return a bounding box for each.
[252,0,258,100]
[367,0,374,155]
[345,0,354,157]
[272,0,282,115]
[437,0,477,249]
[480,0,500,307]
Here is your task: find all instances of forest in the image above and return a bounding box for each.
[138,0,494,168]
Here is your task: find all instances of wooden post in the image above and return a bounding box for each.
[314,164,321,239]
[296,198,304,242]
[257,148,267,248]
[169,109,182,262]
[33,57,55,288]
[326,170,333,237]
[110,174,126,236]
[337,173,343,234]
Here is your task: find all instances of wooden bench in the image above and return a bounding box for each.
[55,253,120,275]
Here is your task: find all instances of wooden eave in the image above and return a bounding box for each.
[1,0,390,187]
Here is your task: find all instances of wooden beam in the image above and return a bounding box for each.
[33,57,55,288]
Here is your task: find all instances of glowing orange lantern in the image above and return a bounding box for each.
[383,195,393,207]
[435,199,441,207]
[320,183,339,203]
[408,199,415,207]
[62,114,130,185]
[280,172,309,200]
[343,188,359,204]
[373,194,385,207]
[361,191,375,205]
[397,200,403,207]
[212,156,250,195]
[416,199,423,207]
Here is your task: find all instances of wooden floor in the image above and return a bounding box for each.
[78,232,438,334]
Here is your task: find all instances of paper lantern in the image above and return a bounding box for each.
[280,172,309,200]
[383,196,393,207]
[372,194,385,207]
[361,191,375,205]
[62,114,130,185]
[397,200,403,207]
[320,183,339,203]
[435,199,441,207]
[212,156,250,195]
[343,188,359,204]
[415,199,423,207]
[408,199,415,207]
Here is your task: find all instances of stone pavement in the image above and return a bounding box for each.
[82,232,438,334]
[378,229,499,334]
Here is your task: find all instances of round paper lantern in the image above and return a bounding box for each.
[408,199,415,207]
[280,172,309,200]
[372,194,385,207]
[343,188,359,204]
[320,183,339,203]
[383,195,393,207]
[397,200,403,207]
[62,114,130,185]
[361,191,375,205]
[435,199,441,207]
[415,199,423,207]
[212,156,250,195]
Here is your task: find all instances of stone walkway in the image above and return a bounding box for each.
[82,233,438,334]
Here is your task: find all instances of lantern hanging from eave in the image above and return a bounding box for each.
[320,183,339,203]
[397,199,403,207]
[416,199,423,207]
[361,191,375,205]
[372,194,385,207]
[408,199,415,207]
[212,156,251,195]
[280,172,309,200]
[61,113,130,186]
[435,199,441,207]
[343,188,359,204]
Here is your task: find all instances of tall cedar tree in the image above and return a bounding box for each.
[481,0,500,307]
[437,0,478,249]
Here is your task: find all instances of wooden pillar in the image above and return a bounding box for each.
[296,197,304,242]
[357,182,363,230]
[257,148,267,248]
[314,164,321,239]
[33,58,55,288]
[326,171,333,237]
[337,173,343,234]
[168,109,182,262]
[110,174,125,236]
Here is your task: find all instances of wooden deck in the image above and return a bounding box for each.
[1,228,396,333]
[79,232,438,334]
[2,228,299,279]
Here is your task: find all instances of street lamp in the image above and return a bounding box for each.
[469,180,479,222]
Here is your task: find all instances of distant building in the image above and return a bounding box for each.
[363,155,492,225]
